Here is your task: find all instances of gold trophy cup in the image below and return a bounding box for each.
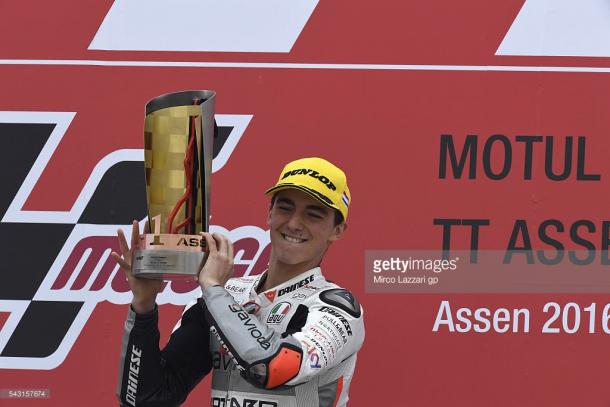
[132,90,215,280]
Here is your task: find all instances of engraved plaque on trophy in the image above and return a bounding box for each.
[132,90,215,280]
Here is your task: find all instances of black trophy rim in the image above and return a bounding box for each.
[146,90,216,115]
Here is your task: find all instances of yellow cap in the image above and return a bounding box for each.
[265,157,351,222]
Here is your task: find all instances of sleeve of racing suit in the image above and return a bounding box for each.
[116,299,213,407]
[202,286,364,390]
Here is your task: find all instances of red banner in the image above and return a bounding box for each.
[2,1,610,405]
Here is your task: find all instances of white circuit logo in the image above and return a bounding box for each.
[497,0,610,57]
[0,111,266,370]
[90,0,320,53]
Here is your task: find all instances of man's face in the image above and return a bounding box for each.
[267,189,346,269]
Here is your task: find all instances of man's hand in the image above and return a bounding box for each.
[110,220,164,314]
[198,232,234,290]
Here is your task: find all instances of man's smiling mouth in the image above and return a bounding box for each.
[282,233,307,244]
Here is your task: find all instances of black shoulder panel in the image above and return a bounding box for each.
[319,289,361,318]
[282,304,309,338]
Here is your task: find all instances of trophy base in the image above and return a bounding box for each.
[132,249,206,281]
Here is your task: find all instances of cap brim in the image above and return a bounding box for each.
[265,183,341,213]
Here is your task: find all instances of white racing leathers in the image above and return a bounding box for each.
[117,267,365,407]
[203,267,364,407]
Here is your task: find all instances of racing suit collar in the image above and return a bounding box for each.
[254,267,323,304]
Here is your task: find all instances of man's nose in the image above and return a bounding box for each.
[286,212,304,231]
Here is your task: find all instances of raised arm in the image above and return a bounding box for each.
[113,221,212,406]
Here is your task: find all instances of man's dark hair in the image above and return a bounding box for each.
[270,193,344,226]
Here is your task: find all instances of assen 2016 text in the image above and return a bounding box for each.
[432,301,610,334]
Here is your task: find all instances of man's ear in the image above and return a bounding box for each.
[329,222,347,242]
[267,207,272,226]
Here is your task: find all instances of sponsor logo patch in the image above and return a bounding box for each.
[228,304,270,349]
[212,396,278,407]
[281,168,337,191]
[277,274,314,297]
[319,306,353,335]
[264,290,276,302]
[125,345,142,406]
[291,293,307,300]
[266,302,291,324]
[309,352,321,369]
[226,284,247,294]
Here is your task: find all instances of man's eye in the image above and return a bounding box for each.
[278,206,291,211]
[308,212,323,219]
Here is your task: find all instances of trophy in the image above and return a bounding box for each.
[132,90,216,280]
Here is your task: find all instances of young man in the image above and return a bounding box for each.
[114,157,365,407]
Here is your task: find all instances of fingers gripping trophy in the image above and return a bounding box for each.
[111,91,216,306]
